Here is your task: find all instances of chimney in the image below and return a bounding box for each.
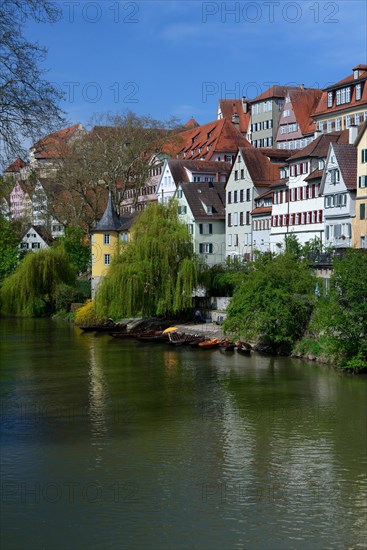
[242,96,248,113]
[232,113,240,129]
[299,83,305,90]
[349,124,358,144]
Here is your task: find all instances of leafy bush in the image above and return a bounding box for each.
[74,300,103,326]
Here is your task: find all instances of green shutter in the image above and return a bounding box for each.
[209,224,213,234]
[199,243,203,253]
[360,203,366,220]
[209,243,213,253]
[199,224,203,234]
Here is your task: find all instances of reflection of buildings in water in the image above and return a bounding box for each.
[87,339,108,442]
[162,350,179,375]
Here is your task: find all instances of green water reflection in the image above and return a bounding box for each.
[1,319,366,549]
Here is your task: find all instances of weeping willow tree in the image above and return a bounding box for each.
[0,246,75,316]
[95,202,198,318]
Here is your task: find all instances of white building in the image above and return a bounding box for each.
[175,182,226,267]
[321,143,357,248]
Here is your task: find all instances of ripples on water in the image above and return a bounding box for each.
[0,319,366,550]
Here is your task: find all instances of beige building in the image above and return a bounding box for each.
[352,121,367,248]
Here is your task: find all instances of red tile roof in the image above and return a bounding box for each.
[333,144,357,190]
[238,148,284,186]
[4,157,26,173]
[251,206,272,215]
[218,99,250,134]
[304,168,324,182]
[183,118,200,129]
[313,68,367,118]
[32,124,84,159]
[249,85,311,103]
[166,159,231,184]
[165,118,251,160]
[286,88,323,135]
[287,130,349,160]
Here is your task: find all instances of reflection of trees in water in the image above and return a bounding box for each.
[87,339,108,446]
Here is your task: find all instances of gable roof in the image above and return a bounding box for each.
[180,182,225,221]
[217,99,250,134]
[354,119,367,146]
[166,159,231,185]
[183,118,200,129]
[249,85,308,103]
[165,118,251,160]
[333,144,358,190]
[4,158,26,173]
[313,66,367,118]
[32,124,84,160]
[22,225,53,246]
[286,88,323,135]
[238,148,284,186]
[287,130,349,161]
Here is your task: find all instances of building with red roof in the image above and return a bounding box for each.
[312,65,367,134]
[276,88,322,151]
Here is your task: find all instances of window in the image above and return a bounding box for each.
[240,212,244,226]
[246,188,251,202]
[21,243,29,249]
[330,169,340,184]
[362,149,367,163]
[228,234,232,246]
[359,176,367,188]
[227,191,232,204]
[104,234,110,245]
[32,242,40,249]
[199,243,213,254]
[234,191,238,203]
[356,83,362,101]
[187,224,193,234]
[240,189,244,202]
[178,205,187,214]
[176,189,183,198]
[227,213,232,226]
[199,223,213,235]
[283,109,290,117]
[246,211,250,225]
[240,169,244,179]
[360,203,366,220]
[335,117,341,131]
[233,212,238,226]
[327,92,333,107]
[235,170,238,181]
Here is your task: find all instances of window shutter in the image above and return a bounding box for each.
[199,243,203,253]
[209,244,213,253]
[360,203,366,220]
[209,224,213,234]
[199,224,203,234]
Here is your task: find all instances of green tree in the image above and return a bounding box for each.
[223,252,316,352]
[0,218,23,283]
[59,227,90,274]
[0,246,75,316]
[313,250,367,371]
[95,202,198,319]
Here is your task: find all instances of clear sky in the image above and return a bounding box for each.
[24,0,367,128]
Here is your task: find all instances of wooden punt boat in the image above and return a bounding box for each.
[109,329,157,339]
[168,332,202,346]
[219,339,236,352]
[198,338,220,349]
[236,341,252,355]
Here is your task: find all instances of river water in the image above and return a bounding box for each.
[0,318,366,550]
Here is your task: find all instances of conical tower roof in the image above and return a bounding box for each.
[92,193,121,232]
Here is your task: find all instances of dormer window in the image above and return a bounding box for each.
[354,70,359,79]
[206,206,213,215]
[336,87,351,105]
[356,83,362,101]
[318,159,325,170]
[327,92,333,108]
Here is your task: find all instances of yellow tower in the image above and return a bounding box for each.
[91,193,121,297]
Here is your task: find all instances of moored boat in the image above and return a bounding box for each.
[198,338,220,349]
[236,341,252,355]
[219,339,236,352]
[80,323,127,333]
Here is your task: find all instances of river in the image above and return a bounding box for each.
[0,318,366,550]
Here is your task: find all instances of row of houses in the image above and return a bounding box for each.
[1,65,367,284]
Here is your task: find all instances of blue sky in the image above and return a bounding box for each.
[25,0,367,128]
